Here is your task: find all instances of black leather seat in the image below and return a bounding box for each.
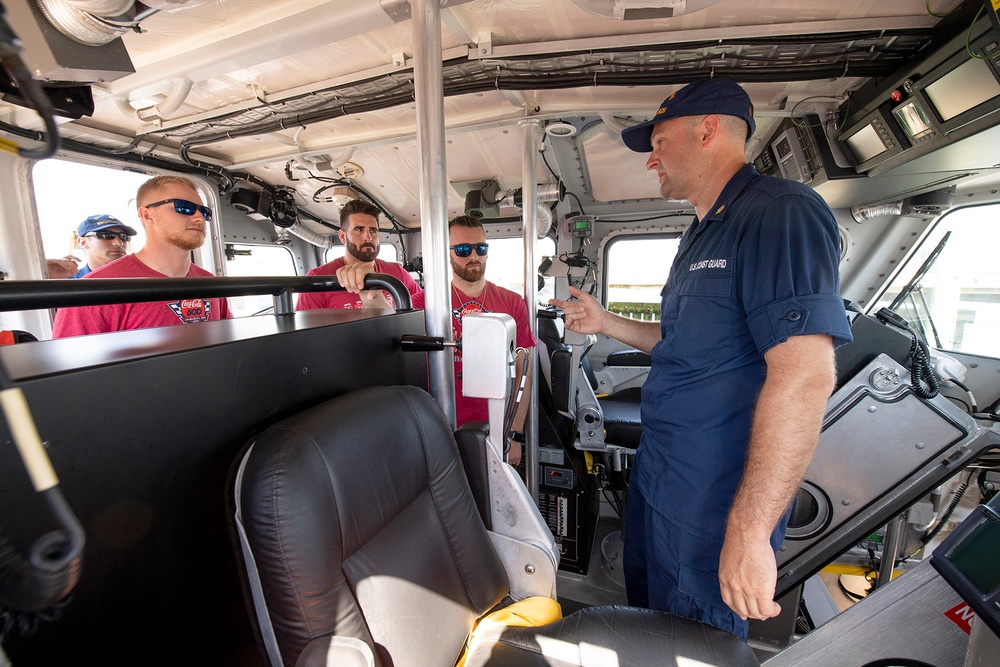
[229,385,758,667]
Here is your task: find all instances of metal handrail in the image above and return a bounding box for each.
[0,274,411,312]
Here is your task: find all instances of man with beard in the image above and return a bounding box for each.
[53,176,232,337]
[296,199,422,311]
[412,215,535,465]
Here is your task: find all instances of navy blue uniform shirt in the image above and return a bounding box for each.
[634,163,853,541]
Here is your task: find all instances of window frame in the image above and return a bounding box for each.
[599,230,682,321]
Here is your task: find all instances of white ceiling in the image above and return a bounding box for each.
[5,0,967,227]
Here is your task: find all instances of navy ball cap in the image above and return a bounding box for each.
[621,78,756,153]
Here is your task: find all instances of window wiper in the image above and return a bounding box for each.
[888,230,951,346]
[912,284,942,348]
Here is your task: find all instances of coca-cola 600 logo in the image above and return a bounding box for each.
[168,298,212,323]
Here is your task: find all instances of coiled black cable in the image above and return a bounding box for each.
[875,308,939,399]
[908,333,940,399]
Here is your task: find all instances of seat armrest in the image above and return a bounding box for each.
[605,350,652,367]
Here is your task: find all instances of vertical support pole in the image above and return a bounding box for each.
[875,513,907,590]
[273,289,294,315]
[412,0,456,427]
[520,118,540,502]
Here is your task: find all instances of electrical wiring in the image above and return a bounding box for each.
[539,146,560,182]
[133,28,929,151]
[0,15,60,160]
[789,95,844,129]
[942,377,977,412]
[925,0,956,19]
[296,207,340,232]
[921,469,975,547]
[598,212,692,224]
[943,393,973,413]
[966,4,988,60]
[502,348,531,458]
[566,192,587,216]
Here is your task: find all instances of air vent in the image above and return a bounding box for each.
[545,122,578,137]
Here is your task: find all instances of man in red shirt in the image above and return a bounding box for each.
[412,216,535,464]
[53,175,232,337]
[295,199,422,311]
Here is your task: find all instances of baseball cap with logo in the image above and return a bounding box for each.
[621,78,756,153]
[76,214,138,238]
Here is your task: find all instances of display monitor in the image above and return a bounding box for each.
[924,57,1000,122]
[930,493,1000,637]
[893,99,936,142]
[844,123,887,163]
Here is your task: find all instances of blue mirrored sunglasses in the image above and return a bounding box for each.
[144,198,213,222]
[450,243,489,257]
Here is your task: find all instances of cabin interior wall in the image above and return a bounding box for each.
[218,201,312,276]
[0,154,54,338]
[837,210,938,310]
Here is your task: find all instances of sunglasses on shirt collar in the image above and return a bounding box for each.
[450,243,489,257]
[87,230,132,242]
[144,198,213,222]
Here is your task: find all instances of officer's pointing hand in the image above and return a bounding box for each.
[548,286,606,335]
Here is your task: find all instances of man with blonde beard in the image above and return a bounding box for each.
[53,175,232,337]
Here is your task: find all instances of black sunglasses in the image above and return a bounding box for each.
[450,243,489,258]
[88,230,131,242]
[144,198,213,222]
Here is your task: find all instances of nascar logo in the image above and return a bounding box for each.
[168,298,212,323]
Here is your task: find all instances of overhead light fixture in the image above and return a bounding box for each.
[571,0,722,20]
[338,162,364,179]
[544,122,578,138]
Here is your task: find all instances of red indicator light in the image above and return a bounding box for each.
[890,89,903,102]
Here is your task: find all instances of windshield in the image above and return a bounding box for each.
[872,204,1000,358]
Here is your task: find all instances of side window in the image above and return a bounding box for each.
[33,159,150,268]
[604,236,680,321]
[225,244,297,317]
[486,237,556,306]
[873,204,1000,358]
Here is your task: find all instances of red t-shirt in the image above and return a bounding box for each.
[295,257,422,310]
[413,282,536,426]
[52,254,233,338]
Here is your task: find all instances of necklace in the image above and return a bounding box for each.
[453,282,489,306]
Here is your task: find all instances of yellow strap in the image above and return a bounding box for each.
[0,137,21,156]
[456,596,562,667]
[0,388,58,491]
